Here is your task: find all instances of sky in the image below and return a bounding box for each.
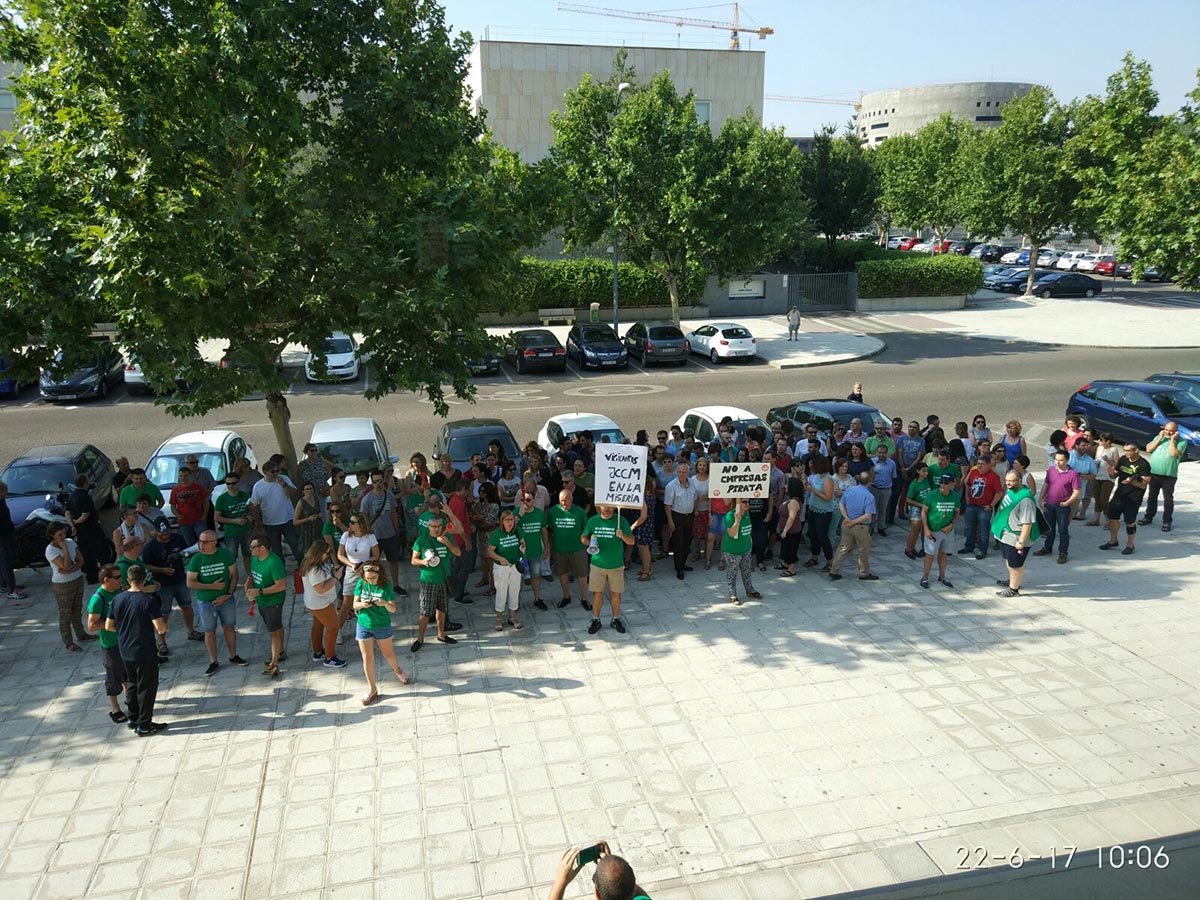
[439,0,1200,135]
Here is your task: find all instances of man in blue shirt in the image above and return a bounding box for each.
[828,473,878,581]
[869,444,898,536]
[1067,436,1098,522]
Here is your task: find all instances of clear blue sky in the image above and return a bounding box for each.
[440,0,1200,135]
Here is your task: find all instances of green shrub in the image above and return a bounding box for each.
[781,236,906,273]
[484,258,708,314]
[856,255,983,299]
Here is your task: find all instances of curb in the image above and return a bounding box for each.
[954,332,1200,350]
[770,336,888,370]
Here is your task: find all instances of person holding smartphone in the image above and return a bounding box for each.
[549,842,649,900]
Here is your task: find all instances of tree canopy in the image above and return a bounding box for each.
[798,125,878,269]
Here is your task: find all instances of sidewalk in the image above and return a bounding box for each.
[1,480,1198,898]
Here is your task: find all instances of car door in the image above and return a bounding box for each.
[1083,384,1125,434]
[691,326,714,354]
[1118,389,1158,446]
[623,323,640,356]
[695,418,715,445]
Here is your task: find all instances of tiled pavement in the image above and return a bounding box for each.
[2,486,1199,899]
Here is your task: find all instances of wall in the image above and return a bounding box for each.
[0,62,17,135]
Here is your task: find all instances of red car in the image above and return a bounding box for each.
[1093,256,1116,276]
[898,237,921,251]
[930,239,953,254]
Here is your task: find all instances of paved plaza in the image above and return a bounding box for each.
[2,485,1199,899]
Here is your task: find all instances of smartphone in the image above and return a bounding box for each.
[576,844,603,867]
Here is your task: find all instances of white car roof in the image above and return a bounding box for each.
[703,322,751,331]
[547,413,621,432]
[680,406,761,421]
[310,418,379,441]
[151,430,238,454]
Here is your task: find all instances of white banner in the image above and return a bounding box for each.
[594,444,648,510]
[710,462,770,500]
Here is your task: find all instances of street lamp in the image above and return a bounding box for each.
[611,81,631,335]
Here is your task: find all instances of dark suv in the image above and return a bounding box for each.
[623,321,687,366]
[565,324,627,370]
[766,399,892,441]
[1066,380,1200,459]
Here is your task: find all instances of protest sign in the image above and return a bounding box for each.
[710,462,771,500]
[594,444,648,509]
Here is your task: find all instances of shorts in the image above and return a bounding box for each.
[1000,543,1029,568]
[923,530,952,556]
[196,598,237,632]
[376,535,404,561]
[224,530,252,561]
[708,513,726,536]
[102,645,127,696]
[552,549,588,578]
[588,565,625,594]
[156,582,191,614]
[419,581,449,619]
[1106,491,1143,525]
[258,603,284,632]
[356,623,394,641]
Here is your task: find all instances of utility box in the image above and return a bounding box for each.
[589,302,600,322]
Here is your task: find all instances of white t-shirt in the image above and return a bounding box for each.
[301,563,337,610]
[250,478,294,526]
[46,540,83,583]
[339,531,379,565]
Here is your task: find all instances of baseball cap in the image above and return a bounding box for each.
[939,474,954,484]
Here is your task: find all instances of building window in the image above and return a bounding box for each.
[870,122,888,130]
[986,101,991,107]
[977,101,981,107]
[0,92,14,110]
[891,108,895,113]
[975,115,1002,123]
[694,100,711,126]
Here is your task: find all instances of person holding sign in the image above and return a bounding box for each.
[722,500,761,606]
[581,504,643,635]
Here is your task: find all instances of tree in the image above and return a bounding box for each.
[0,0,547,474]
[548,61,803,324]
[799,125,878,270]
[962,87,1080,297]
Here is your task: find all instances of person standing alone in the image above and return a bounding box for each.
[786,306,800,341]
[1141,423,1184,533]
[106,565,168,736]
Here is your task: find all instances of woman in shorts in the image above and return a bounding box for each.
[353,563,409,706]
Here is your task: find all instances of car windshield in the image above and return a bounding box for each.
[721,327,752,340]
[1,464,77,495]
[730,417,769,436]
[832,409,890,430]
[316,440,379,474]
[324,337,354,355]
[446,433,519,460]
[580,327,617,343]
[146,452,226,487]
[648,327,683,340]
[518,331,556,346]
[568,427,626,445]
[1152,393,1200,417]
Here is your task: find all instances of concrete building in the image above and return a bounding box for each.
[857,81,1038,144]
[466,40,764,162]
[0,62,16,134]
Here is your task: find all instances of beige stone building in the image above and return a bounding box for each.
[857,81,1038,144]
[466,40,764,162]
[1,62,16,134]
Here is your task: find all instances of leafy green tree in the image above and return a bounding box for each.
[0,0,547,473]
[799,125,878,269]
[548,62,804,324]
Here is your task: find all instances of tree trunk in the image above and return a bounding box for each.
[667,273,680,325]
[1024,239,1040,297]
[265,389,300,484]
[825,234,837,271]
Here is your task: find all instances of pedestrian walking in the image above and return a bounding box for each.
[920,475,960,588]
[299,541,345,667]
[1141,423,1184,532]
[86,564,129,723]
[46,522,91,652]
[351,563,409,706]
[722,500,760,605]
[106,565,168,736]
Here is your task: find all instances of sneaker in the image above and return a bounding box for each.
[136,722,168,737]
[445,622,464,633]
[454,595,474,605]
[957,547,974,555]
[156,654,169,665]
[1099,542,1118,550]
[393,585,408,596]
[1121,546,1135,555]
[828,573,842,581]
[556,597,571,609]
[436,635,458,644]
[1137,517,1152,526]
[587,618,602,635]
[410,640,423,653]
[904,549,917,560]
[858,574,879,581]
[995,579,1009,587]
[187,630,204,642]
[263,664,280,678]
[938,578,954,589]
[996,587,1020,598]
[323,655,348,668]
[878,529,887,537]
[919,579,930,589]
[6,590,29,600]
[1162,523,1172,532]
[975,553,986,560]
[581,597,591,611]
[229,655,248,667]
[157,644,170,657]
[534,599,548,611]
[1057,553,1068,564]
[204,662,220,677]
[611,617,626,634]
[312,652,324,662]
[1033,547,1053,556]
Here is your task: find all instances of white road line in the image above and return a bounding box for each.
[499,405,571,412]
[564,362,586,381]
[981,378,1045,384]
[627,360,649,375]
[498,366,516,385]
[813,318,857,333]
[363,366,371,392]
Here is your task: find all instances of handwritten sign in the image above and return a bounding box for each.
[710,462,770,500]
[594,443,647,509]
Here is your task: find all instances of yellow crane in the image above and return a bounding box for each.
[557,3,773,50]
[766,93,864,113]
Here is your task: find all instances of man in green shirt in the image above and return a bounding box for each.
[1140,422,1185,532]
[516,492,550,610]
[581,503,641,636]
[116,537,159,593]
[214,475,253,573]
[904,462,934,561]
[86,564,129,723]
[247,539,288,677]
[921,475,960,590]
[548,489,588,610]
[408,514,461,652]
[927,448,961,491]
[864,422,896,457]
[117,469,164,509]
[186,530,245,676]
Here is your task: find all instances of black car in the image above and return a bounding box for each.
[623,321,687,366]
[949,241,979,255]
[433,418,521,473]
[1145,372,1200,398]
[0,443,115,525]
[1116,262,1168,282]
[766,399,892,442]
[1031,272,1104,298]
[565,324,627,370]
[466,350,502,377]
[994,269,1057,293]
[970,244,1011,263]
[39,338,125,402]
[505,329,567,374]
[982,266,1025,289]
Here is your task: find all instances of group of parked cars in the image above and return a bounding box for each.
[981,264,1107,298]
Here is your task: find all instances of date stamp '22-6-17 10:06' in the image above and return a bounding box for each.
[956,844,1172,870]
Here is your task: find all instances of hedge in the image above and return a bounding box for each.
[483,257,709,314]
[781,236,907,273]
[856,255,983,299]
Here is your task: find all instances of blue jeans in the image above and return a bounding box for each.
[962,505,992,555]
[1042,504,1072,554]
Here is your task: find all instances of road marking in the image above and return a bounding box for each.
[627,360,649,375]
[564,362,586,381]
[363,366,370,392]
[981,378,1045,384]
[499,404,571,412]
[747,390,816,399]
[498,366,516,385]
[564,384,669,397]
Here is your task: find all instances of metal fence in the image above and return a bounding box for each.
[787,272,856,310]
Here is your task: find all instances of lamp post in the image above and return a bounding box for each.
[611,82,630,336]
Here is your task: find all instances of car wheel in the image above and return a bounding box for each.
[516,357,525,375]
[98,378,109,399]
[1084,289,1095,298]
[710,349,720,364]
[1035,289,1048,299]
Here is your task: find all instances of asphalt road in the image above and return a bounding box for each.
[2,331,1196,473]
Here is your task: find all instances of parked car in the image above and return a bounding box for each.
[537,413,627,456]
[146,430,258,520]
[898,237,921,251]
[1116,262,1168,282]
[1000,248,1025,264]
[765,399,892,443]
[565,324,628,370]
[124,350,202,395]
[466,349,502,377]
[309,418,397,477]
[995,269,1057,293]
[948,241,979,255]
[305,332,362,382]
[0,444,115,525]
[1075,254,1102,272]
[847,231,875,241]
[673,406,769,447]
[1145,372,1200,399]
[505,329,567,374]
[927,239,953,254]
[1036,248,1065,267]
[887,236,913,250]
[0,354,32,398]
[433,418,521,473]
[910,241,932,253]
[983,266,1025,290]
[1091,256,1116,276]
[684,322,757,363]
[39,338,125,402]
[1056,250,1090,271]
[622,321,688,366]
[1066,381,1200,460]
[970,243,1008,262]
[1030,272,1104,298]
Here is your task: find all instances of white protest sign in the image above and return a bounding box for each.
[710,462,771,500]
[594,443,648,509]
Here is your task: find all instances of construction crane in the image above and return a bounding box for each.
[557,3,773,50]
[766,93,863,113]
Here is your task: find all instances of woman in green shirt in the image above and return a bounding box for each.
[722,500,761,606]
[353,563,409,706]
[904,462,933,560]
[487,510,525,632]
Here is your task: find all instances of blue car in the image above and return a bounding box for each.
[0,355,31,398]
[1066,381,1200,460]
[0,444,116,525]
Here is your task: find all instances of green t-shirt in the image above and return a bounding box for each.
[516,507,546,559]
[924,489,960,530]
[412,533,451,584]
[116,555,156,589]
[575,471,595,491]
[354,579,391,629]
[250,552,287,608]
[186,548,235,602]
[215,491,251,537]
[582,513,630,570]
[87,587,119,649]
[1149,435,1184,478]
[721,509,752,555]
[548,504,587,554]
[489,527,522,565]
[928,463,960,485]
[906,478,933,508]
[322,519,344,543]
[865,436,896,456]
[119,481,163,508]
